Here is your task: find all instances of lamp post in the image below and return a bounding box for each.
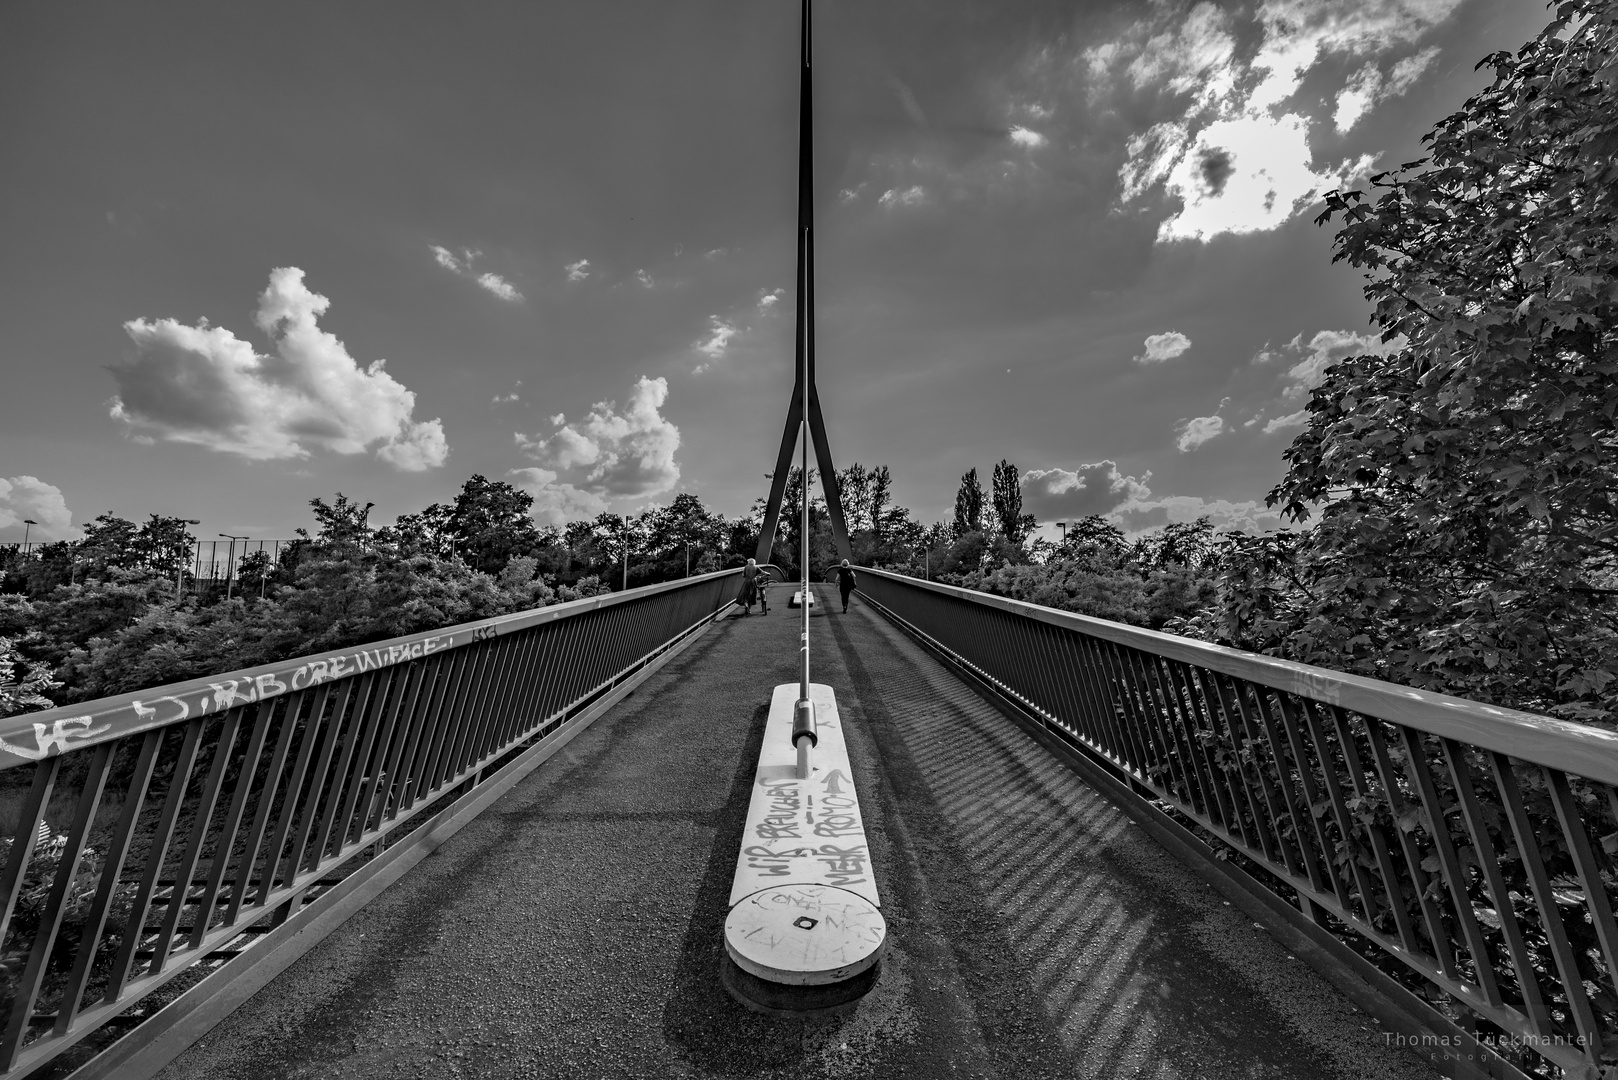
[1056,521,1069,553]
[21,519,36,557]
[621,518,629,591]
[219,533,247,599]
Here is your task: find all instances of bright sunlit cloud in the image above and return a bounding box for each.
[514,376,680,503]
[110,267,448,470]
[1095,0,1461,241]
[1133,331,1192,365]
[0,476,75,541]
[428,244,524,302]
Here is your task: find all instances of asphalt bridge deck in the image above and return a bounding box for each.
[159,585,1437,1080]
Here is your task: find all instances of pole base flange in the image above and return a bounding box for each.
[719,955,881,1018]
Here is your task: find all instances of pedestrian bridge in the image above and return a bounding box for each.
[1,568,1614,1080]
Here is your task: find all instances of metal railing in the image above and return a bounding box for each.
[0,568,740,1076]
[857,567,1618,1078]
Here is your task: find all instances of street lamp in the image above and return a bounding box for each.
[1056,521,1069,554]
[21,519,36,557]
[219,534,247,599]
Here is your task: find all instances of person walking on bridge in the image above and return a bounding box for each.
[834,559,857,613]
[739,557,762,615]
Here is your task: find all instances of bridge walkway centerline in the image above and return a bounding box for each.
[154,584,1437,1080]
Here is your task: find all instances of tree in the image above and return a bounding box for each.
[991,460,1026,543]
[446,475,542,573]
[1256,1,1618,721]
[838,463,873,534]
[953,469,984,538]
[869,466,893,543]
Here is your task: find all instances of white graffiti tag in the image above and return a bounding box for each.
[0,716,113,762]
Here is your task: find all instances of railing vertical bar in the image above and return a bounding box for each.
[1490,753,1602,1051]
[1330,707,1423,955]
[278,679,356,888]
[225,691,305,921]
[1218,675,1297,870]
[1164,660,1236,829]
[1296,698,1381,923]
[1123,647,1193,805]
[149,708,246,974]
[308,672,383,868]
[371,659,437,831]
[409,649,472,807]
[421,647,479,796]
[1020,621,1064,727]
[0,743,112,1068]
[251,684,335,909]
[103,718,207,1002]
[1361,719,1458,977]
[1152,654,1221,822]
[55,730,162,1035]
[495,628,547,747]
[1141,653,1209,815]
[334,667,403,853]
[1048,629,1101,747]
[1544,766,1618,1060]
[436,639,498,784]
[1440,738,1554,1035]
[1092,639,1152,780]
[478,631,529,758]
[1181,665,1255,850]
[1247,690,1330,895]
[456,635,515,776]
[394,655,457,816]
[1397,727,1502,1006]
[0,760,61,948]
[1202,670,1281,865]
[190,703,274,949]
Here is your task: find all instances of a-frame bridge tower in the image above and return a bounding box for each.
[755,0,853,568]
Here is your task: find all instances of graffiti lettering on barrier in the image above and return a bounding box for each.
[0,716,112,762]
[755,782,802,840]
[743,844,813,877]
[814,843,869,888]
[812,793,862,838]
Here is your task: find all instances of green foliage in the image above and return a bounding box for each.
[952,468,984,538]
[1235,1,1618,724]
[991,460,1025,542]
[0,636,58,717]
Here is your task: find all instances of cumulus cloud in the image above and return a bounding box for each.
[1275,328,1403,400]
[691,317,739,374]
[475,272,521,302]
[509,468,610,527]
[1022,460,1289,535]
[109,267,448,470]
[1008,126,1047,148]
[877,185,927,209]
[758,288,784,310]
[1021,461,1153,520]
[492,381,522,405]
[1263,410,1309,433]
[635,269,654,288]
[1096,0,1461,241]
[0,476,75,541]
[565,259,591,283]
[429,244,523,302]
[1133,330,1192,365]
[514,376,680,504]
[837,186,866,204]
[1335,46,1441,131]
[1175,414,1225,451]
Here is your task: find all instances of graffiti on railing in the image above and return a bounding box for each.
[0,622,498,768]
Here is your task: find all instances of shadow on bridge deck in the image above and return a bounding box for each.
[157,585,1437,1080]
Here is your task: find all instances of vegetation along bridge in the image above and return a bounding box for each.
[0,567,1614,1079]
[4,1,1618,1077]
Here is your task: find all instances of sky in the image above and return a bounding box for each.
[0,0,1553,545]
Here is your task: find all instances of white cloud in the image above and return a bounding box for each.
[565,259,591,283]
[475,272,522,303]
[1099,0,1461,241]
[1021,461,1153,520]
[1335,46,1440,131]
[691,316,739,374]
[1276,328,1402,399]
[110,267,448,470]
[1008,126,1047,148]
[877,185,927,209]
[1133,330,1192,365]
[758,288,784,310]
[837,185,867,204]
[1263,410,1309,433]
[515,376,680,501]
[0,476,75,541]
[429,244,522,302]
[509,468,610,527]
[1175,414,1225,451]
[635,269,654,288]
[1023,460,1289,535]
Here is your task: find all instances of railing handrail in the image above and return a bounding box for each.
[858,566,1618,786]
[0,567,742,770]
